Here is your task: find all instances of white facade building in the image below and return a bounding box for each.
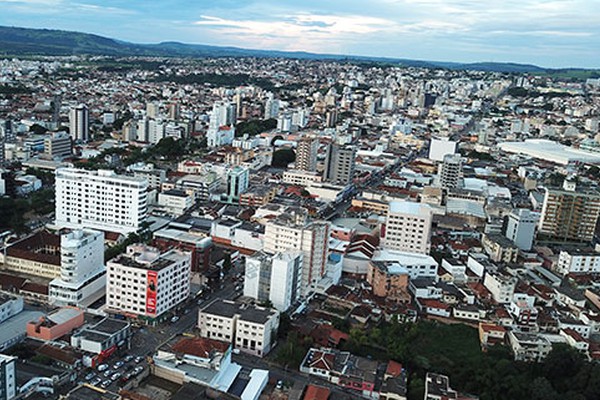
[106,244,191,320]
[383,201,433,254]
[69,104,89,142]
[0,354,16,400]
[158,189,193,216]
[556,250,600,275]
[282,170,323,186]
[505,209,539,251]
[49,229,106,308]
[483,272,517,304]
[55,168,148,234]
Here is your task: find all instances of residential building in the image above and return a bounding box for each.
[505,209,539,250]
[198,301,279,357]
[296,136,318,172]
[226,166,249,203]
[367,261,409,302]
[207,126,235,148]
[3,231,61,278]
[0,354,16,400]
[55,168,149,234]
[382,201,433,254]
[323,143,356,185]
[43,131,72,159]
[264,208,329,295]
[424,373,457,400]
[128,163,166,190]
[49,229,106,308]
[483,271,517,304]
[153,224,212,272]
[556,249,600,275]
[239,185,278,207]
[0,295,23,324]
[244,251,303,312]
[437,153,463,189]
[507,331,552,362]
[158,189,193,216]
[282,170,323,186]
[539,179,600,242]
[106,244,191,320]
[69,104,89,142]
[481,234,519,263]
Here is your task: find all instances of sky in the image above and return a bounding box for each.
[0,0,599,68]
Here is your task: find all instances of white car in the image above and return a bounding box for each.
[170,316,179,323]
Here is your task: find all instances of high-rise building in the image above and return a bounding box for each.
[209,101,236,132]
[168,103,180,120]
[428,138,457,162]
[55,168,148,234]
[325,109,337,128]
[383,201,433,254]
[49,229,106,307]
[106,244,191,320]
[264,208,329,295]
[323,143,356,185]
[295,136,318,172]
[43,131,72,159]
[69,104,89,142]
[0,354,16,400]
[226,166,249,203]
[505,209,539,250]
[264,96,280,120]
[438,153,463,189]
[0,120,15,143]
[539,178,600,242]
[244,251,303,312]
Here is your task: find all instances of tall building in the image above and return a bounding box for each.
[539,178,600,242]
[43,131,72,159]
[295,136,318,172]
[437,153,463,189]
[0,354,16,400]
[505,209,539,250]
[428,138,457,162]
[226,166,249,203]
[244,251,303,312]
[0,120,15,143]
[106,244,191,320]
[383,201,433,254]
[264,96,280,120]
[209,101,236,132]
[323,143,356,185]
[49,229,106,307]
[264,208,329,295]
[55,168,148,234]
[69,104,89,142]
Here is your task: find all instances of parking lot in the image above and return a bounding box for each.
[80,354,147,392]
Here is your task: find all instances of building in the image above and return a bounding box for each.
[244,251,303,312]
[226,166,249,203]
[0,295,23,324]
[49,229,106,308]
[26,307,84,341]
[282,170,323,186]
[0,354,16,400]
[128,163,166,190]
[323,144,356,185]
[69,104,89,142]
[556,249,600,275]
[55,168,149,234]
[3,231,61,279]
[483,271,517,304]
[507,331,552,362]
[539,179,600,242]
[505,209,538,251]
[158,189,193,216]
[198,301,279,357]
[207,126,235,148]
[382,201,433,254]
[367,261,409,302]
[428,138,457,162]
[481,234,519,263]
[106,244,191,321]
[43,131,72,159]
[239,185,278,207]
[437,153,463,189]
[371,250,438,280]
[264,208,329,295]
[296,136,318,172]
[424,373,457,400]
[70,318,130,359]
[153,224,212,272]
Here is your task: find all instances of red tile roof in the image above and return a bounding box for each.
[303,385,331,400]
[171,337,230,358]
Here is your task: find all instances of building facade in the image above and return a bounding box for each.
[323,143,356,185]
[69,104,89,142]
[295,136,318,172]
[382,201,433,254]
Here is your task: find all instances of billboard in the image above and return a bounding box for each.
[146,271,158,315]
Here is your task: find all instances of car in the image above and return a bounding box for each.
[124,355,134,362]
[103,370,113,378]
[113,361,125,369]
[85,373,95,381]
[133,366,144,375]
[97,364,109,372]
[90,377,102,387]
[111,372,122,381]
[276,380,283,390]
[170,316,179,323]
[134,356,143,364]
[100,380,112,389]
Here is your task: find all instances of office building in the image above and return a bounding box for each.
[244,251,303,312]
[0,354,16,400]
[264,208,329,296]
[49,229,106,308]
[69,104,89,142]
[505,209,539,250]
[323,143,356,185]
[55,168,149,234]
[106,244,191,320]
[226,166,249,203]
[43,131,72,159]
[539,178,600,242]
[295,136,318,172]
[383,201,433,254]
[198,300,279,357]
[437,154,463,189]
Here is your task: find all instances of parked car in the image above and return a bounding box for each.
[90,377,102,387]
[111,372,121,381]
[100,380,112,389]
[170,316,179,323]
[85,373,95,381]
[113,361,125,369]
[124,355,134,362]
[97,364,109,372]
[134,356,143,364]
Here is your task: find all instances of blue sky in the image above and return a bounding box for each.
[0,0,598,68]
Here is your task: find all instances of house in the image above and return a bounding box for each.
[478,323,506,349]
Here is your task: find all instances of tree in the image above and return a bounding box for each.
[222,253,232,271]
[29,124,48,134]
[271,148,295,168]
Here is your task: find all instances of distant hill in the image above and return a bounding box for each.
[0,25,593,75]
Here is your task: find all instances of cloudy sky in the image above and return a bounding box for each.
[1,0,598,68]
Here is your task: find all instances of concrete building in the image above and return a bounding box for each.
[55,168,149,234]
[198,301,279,357]
[207,126,235,148]
[367,261,409,302]
[295,136,318,172]
[323,144,356,185]
[264,208,329,296]
[43,131,72,159]
[483,271,517,304]
[106,244,191,321]
[49,229,106,308]
[382,201,433,254]
[539,179,600,242]
[507,331,552,362]
[244,251,303,312]
[556,249,600,275]
[481,234,519,263]
[424,373,458,400]
[437,154,463,189]
[128,163,166,190]
[158,189,193,216]
[226,166,249,203]
[505,209,539,251]
[282,170,322,186]
[428,138,457,162]
[70,318,130,357]
[3,231,61,279]
[0,295,23,325]
[0,354,16,400]
[69,104,89,142]
[26,307,84,341]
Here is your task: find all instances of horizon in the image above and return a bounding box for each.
[0,1,599,69]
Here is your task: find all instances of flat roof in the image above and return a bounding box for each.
[499,139,600,165]
[388,200,431,215]
[0,311,44,347]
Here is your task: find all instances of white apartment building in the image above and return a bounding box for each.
[0,295,23,324]
[198,301,279,357]
[244,251,303,312]
[556,250,600,275]
[0,354,16,400]
[55,168,148,234]
[282,170,323,186]
[371,249,438,280]
[207,126,235,148]
[505,209,539,251]
[128,163,166,190]
[483,271,517,304]
[106,244,191,320]
[383,201,433,254]
[263,208,329,296]
[69,104,89,142]
[49,229,106,308]
[158,189,193,216]
[437,153,463,189]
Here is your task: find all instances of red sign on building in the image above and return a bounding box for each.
[146,271,158,315]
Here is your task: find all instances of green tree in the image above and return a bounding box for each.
[271,148,295,168]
